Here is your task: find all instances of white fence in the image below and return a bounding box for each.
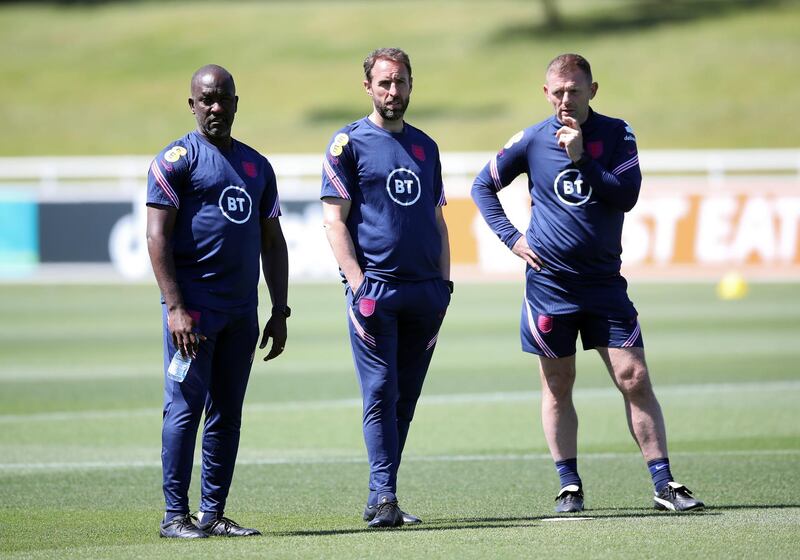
[2,149,800,196]
[1,150,799,281]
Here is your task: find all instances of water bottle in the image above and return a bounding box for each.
[167,350,192,382]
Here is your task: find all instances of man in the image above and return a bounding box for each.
[321,48,452,528]
[471,54,703,513]
[146,64,290,538]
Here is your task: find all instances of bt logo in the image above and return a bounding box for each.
[218,186,252,224]
[386,168,421,206]
[553,169,592,206]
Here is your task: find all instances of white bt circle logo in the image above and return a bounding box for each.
[553,169,592,206]
[386,168,421,206]
[218,186,253,224]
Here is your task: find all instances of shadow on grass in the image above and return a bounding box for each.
[491,0,787,41]
[274,508,732,538]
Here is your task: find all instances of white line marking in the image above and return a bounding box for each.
[542,517,595,522]
[1,380,798,424]
[1,449,797,474]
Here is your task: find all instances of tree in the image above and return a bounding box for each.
[541,0,562,28]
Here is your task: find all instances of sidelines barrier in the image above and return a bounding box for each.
[0,151,798,281]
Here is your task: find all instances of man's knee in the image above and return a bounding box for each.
[204,410,243,435]
[363,385,398,420]
[540,366,576,401]
[539,357,575,401]
[615,362,653,397]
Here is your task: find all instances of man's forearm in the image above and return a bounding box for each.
[147,236,184,311]
[324,220,363,288]
[262,237,289,309]
[436,211,451,281]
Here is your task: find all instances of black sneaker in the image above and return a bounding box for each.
[555,484,584,513]
[366,497,404,528]
[197,515,261,537]
[159,514,208,538]
[364,504,421,524]
[654,482,704,511]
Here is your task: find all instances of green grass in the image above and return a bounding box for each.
[0,282,799,558]
[2,0,799,155]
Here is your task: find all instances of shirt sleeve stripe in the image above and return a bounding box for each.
[425,332,439,351]
[150,160,179,208]
[268,195,282,218]
[323,159,351,200]
[437,188,447,207]
[612,155,639,176]
[425,331,439,350]
[489,155,504,191]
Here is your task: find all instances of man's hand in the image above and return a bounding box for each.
[348,271,366,295]
[168,307,205,359]
[512,236,544,271]
[259,314,287,361]
[555,115,584,162]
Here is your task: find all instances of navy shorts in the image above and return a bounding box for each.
[520,268,642,358]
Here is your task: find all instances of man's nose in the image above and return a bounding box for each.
[210,102,224,113]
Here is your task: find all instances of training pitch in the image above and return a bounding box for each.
[0,282,798,558]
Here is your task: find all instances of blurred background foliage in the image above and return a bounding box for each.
[3,0,798,154]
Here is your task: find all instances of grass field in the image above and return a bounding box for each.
[0,282,798,558]
[2,0,800,155]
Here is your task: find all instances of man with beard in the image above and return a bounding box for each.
[147,64,289,538]
[321,48,452,528]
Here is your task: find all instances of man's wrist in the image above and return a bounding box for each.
[271,305,291,319]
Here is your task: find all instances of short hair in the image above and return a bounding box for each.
[363,48,412,82]
[545,53,593,83]
[190,64,235,92]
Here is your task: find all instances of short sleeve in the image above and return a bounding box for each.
[147,144,189,208]
[321,131,357,200]
[434,149,446,207]
[260,159,281,219]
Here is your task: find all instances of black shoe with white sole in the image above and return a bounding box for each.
[555,484,584,513]
[654,482,704,512]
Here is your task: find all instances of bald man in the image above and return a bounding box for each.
[147,65,289,538]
